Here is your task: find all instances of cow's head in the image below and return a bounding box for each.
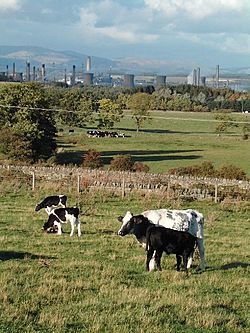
[117,212,145,236]
[35,203,42,212]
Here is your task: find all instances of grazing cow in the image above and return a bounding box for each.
[42,207,81,237]
[35,195,67,215]
[146,224,196,274]
[118,208,205,270]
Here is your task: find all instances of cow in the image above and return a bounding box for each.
[118,208,205,271]
[146,223,196,274]
[35,195,67,215]
[42,207,81,237]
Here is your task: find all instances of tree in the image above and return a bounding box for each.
[97,98,123,129]
[214,111,238,134]
[0,82,56,162]
[128,93,151,132]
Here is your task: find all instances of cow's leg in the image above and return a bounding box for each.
[187,251,194,269]
[149,250,156,271]
[146,249,154,271]
[183,252,189,276]
[70,218,75,237]
[176,255,182,271]
[197,238,206,270]
[155,250,163,271]
[77,219,81,237]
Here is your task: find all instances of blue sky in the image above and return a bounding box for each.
[1,0,250,69]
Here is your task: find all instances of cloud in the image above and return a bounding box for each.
[144,0,250,19]
[77,1,159,44]
[0,0,20,11]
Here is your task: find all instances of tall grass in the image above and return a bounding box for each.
[0,182,249,332]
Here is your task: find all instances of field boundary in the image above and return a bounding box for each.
[1,164,249,202]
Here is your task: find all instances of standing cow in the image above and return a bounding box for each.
[118,208,205,270]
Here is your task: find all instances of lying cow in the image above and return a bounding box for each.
[118,208,205,270]
[35,195,67,215]
[42,207,81,237]
[146,223,196,274]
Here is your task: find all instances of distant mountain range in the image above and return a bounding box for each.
[0,45,250,78]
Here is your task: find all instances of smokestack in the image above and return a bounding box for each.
[64,68,67,84]
[6,65,9,77]
[13,62,16,80]
[196,67,200,87]
[32,66,36,81]
[192,69,197,86]
[216,65,219,88]
[26,62,31,82]
[201,76,206,86]
[86,56,91,72]
[41,64,46,81]
[71,65,76,85]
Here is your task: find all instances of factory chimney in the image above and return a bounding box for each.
[26,62,31,82]
[71,65,76,85]
[41,64,46,81]
[196,67,200,87]
[86,56,91,72]
[216,65,219,88]
[32,66,36,81]
[13,62,16,80]
[123,74,134,88]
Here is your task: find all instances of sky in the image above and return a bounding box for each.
[1,0,250,69]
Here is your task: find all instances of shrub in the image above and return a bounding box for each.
[110,155,134,171]
[216,164,247,180]
[133,162,150,173]
[83,149,103,169]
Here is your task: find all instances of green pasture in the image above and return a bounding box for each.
[56,111,250,176]
[0,182,249,333]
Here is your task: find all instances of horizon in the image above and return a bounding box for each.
[0,0,250,71]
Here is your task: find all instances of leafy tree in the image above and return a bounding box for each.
[214,111,238,134]
[128,93,152,132]
[0,82,56,162]
[97,98,123,129]
[83,149,103,169]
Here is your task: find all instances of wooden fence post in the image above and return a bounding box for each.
[122,175,125,198]
[32,172,35,191]
[214,184,218,203]
[77,175,81,193]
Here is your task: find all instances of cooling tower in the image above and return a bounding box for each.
[196,67,200,87]
[201,76,206,86]
[123,74,134,88]
[156,75,166,87]
[83,72,94,85]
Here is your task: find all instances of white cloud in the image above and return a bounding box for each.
[77,3,159,44]
[144,0,250,19]
[0,0,20,11]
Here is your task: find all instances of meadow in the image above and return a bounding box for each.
[56,110,250,177]
[0,110,250,332]
[0,178,249,332]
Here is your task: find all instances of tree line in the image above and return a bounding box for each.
[0,82,249,163]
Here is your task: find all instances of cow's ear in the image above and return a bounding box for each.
[117,216,123,222]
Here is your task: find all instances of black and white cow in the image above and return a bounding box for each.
[118,208,205,270]
[146,223,196,274]
[42,207,81,237]
[35,195,67,215]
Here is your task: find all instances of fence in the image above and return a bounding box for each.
[0,164,249,202]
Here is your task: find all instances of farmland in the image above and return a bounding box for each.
[56,110,250,177]
[0,182,249,332]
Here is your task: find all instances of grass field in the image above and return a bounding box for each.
[56,111,250,177]
[0,182,249,333]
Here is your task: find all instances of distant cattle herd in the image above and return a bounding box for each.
[87,130,125,138]
[35,194,206,274]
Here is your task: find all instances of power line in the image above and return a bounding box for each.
[0,104,250,124]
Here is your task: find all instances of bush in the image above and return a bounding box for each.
[133,162,150,173]
[83,150,103,169]
[110,155,134,171]
[216,164,247,180]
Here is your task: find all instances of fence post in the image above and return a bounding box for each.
[122,175,125,198]
[77,175,81,193]
[214,184,218,203]
[32,172,35,191]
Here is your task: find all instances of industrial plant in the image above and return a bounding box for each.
[0,56,246,91]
